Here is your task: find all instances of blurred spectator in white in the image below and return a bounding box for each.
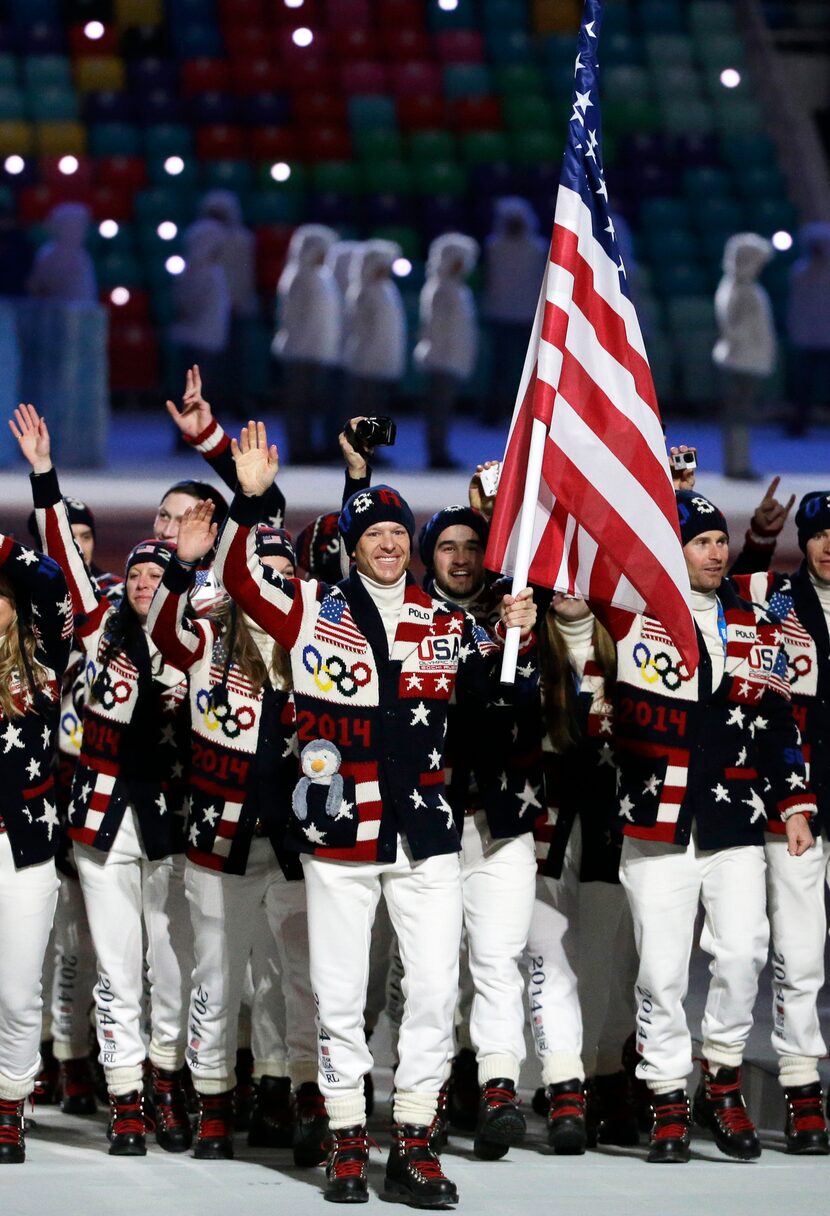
[170,218,230,398]
[272,223,341,464]
[27,202,96,303]
[343,239,407,420]
[786,222,830,437]
[414,233,479,469]
[326,239,363,435]
[482,197,548,425]
[713,232,775,480]
[199,189,258,415]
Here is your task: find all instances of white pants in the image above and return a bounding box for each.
[766,834,830,1083]
[302,840,462,1128]
[620,834,768,1090]
[0,834,59,1099]
[185,839,317,1094]
[74,809,193,1091]
[49,875,97,1061]
[526,819,638,1086]
[460,814,536,1084]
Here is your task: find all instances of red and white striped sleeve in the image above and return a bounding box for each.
[148,558,214,671]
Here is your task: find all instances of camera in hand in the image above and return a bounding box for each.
[344,416,397,458]
[670,448,697,471]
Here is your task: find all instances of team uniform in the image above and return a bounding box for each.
[0,534,71,1160]
[32,468,193,1154]
[148,547,324,1162]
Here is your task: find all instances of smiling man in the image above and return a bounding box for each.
[215,423,537,1207]
[615,490,815,1165]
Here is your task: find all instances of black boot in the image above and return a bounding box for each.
[473,1078,526,1161]
[0,1098,25,1164]
[428,1082,449,1153]
[59,1057,97,1116]
[693,1063,760,1160]
[622,1031,655,1133]
[293,1081,329,1167]
[107,1090,147,1156]
[233,1047,255,1131]
[532,1085,548,1117]
[385,1124,458,1208]
[588,1071,640,1147]
[194,1090,234,1159]
[446,1048,478,1132]
[325,1124,370,1203]
[248,1074,294,1148]
[33,1040,59,1105]
[546,1078,587,1155]
[647,1089,691,1163]
[151,1066,193,1153]
[784,1082,830,1155]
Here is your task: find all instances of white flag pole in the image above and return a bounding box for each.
[500,415,548,684]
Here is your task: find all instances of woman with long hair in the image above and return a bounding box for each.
[527,593,640,1154]
[13,404,193,1159]
[148,501,323,1162]
[0,530,71,1162]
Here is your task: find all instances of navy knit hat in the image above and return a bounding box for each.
[418,506,489,570]
[255,525,296,567]
[125,539,176,575]
[339,485,415,555]
[296,511,342,582]
[795,491,830,553]
[676,491,729,546]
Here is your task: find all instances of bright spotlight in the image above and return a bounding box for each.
[157,221,178,241]
[164,156,184,176]
[392,257,413,277]
[110,287,130,306]
[292,27,313,47]
[720,68,741,89]
[4,155,24,175]
[58,155,79,175]
[99,219,119,239]
[84,21,105,40]
[438,0,459,10]
[166,255,186,275]
[772,230,793,252]
[270,162,291,182]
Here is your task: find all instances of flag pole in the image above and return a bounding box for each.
[500,415,548,684]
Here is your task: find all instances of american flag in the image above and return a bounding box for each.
[485,0,698,675]
[315,594,367,654]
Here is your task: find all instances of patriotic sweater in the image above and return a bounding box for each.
[534,632,621,884]
[32,469,190,860]
[614,579,815,849]
[148,557,301,877]
[216,490,525,862]
[734,564,830,836]
[183,418,286,528]
[0,534,72,869]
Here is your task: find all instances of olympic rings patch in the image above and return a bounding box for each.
[789,654,812,683]
[302,644,372,698]
[92,670,132,710]
[196,688,256,739]
[632,642,687,691]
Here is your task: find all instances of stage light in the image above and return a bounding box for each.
[720,68,741,89]
[772,230,793,252]
[99,220,119,239]
[166,255,186,275]
[84,21,105,40]
[58,155,79,175]
[110,287,130,306]
[157,221,178,241]
[392,257,413,277]
[270,162,291,182]
[4,155,25,175]
[164,156,185,176]
[292,27,313,47]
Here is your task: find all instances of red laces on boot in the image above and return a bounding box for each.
[652,1102,690,1141]
[111,1097,146,1136]
[484,1085,519,1108]
[330,1134,372,1177]
[398,1133,446,1179]
[551,1091,585,1119]
[790,1097,826,1132]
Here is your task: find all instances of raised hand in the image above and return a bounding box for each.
[469,460,500,520]
[669,445,696,491]
[9,403,52,473]
[164,363,214,440]
[230,421,280,497]
[750,475,795,539]
[339,415,368,480]
[176,500,218,564]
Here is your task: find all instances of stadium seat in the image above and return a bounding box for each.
[0,118,32,154]
[360,159,414,195]
[435,31,486,64]
[310,160,359,195]
[390,62,443,97]
[143,123,193,158]
[352,127,404,162]
[23,55,72,90]
[340,62,389,95]
[413,159,467,196]
[460,130,510,164]
[408,129,456,166]
[0,85,24,120]
[29,86,80,122]
[201,158,253,192]
[34,120,86,156]
[75,57,126,94]
[347,94,398,130]
[293,90,348,128]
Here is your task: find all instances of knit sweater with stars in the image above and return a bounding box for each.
[31,468,189,860]
[614,577,815,849]
[216,489,532,863]
[148,556,301,878]
[0,533,72,869]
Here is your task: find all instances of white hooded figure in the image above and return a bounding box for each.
[712,232,775,479]
[482,197,548,423]
[272,224,342,463]
[414,233,479,468]
[786,222,830,436]
[27,202,97,303]
[343,239,407,417]
[325,239,363,368]
[199,190,257,320]
[171,217,231,360]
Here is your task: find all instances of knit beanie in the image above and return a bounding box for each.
[795,491,830,553]
[418,506,489,570]
[675,491,729,546]
[255,525,296,567]
[296,511,342,582]
[339,485,415,555]
[125,539,176,575]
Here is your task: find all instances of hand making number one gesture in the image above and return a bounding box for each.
[231,421,280,498]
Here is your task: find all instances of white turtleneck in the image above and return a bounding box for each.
[809,571,830,633]
[359,571,406,650]
[691,589,725,687]
[555,611,595,685]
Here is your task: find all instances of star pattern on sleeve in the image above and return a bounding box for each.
[712,783,730,803]
[304,823,328,845]
[410,702,430,726]
[618,794,635,822]
[38,801,59,840]
[1,722,24,753]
